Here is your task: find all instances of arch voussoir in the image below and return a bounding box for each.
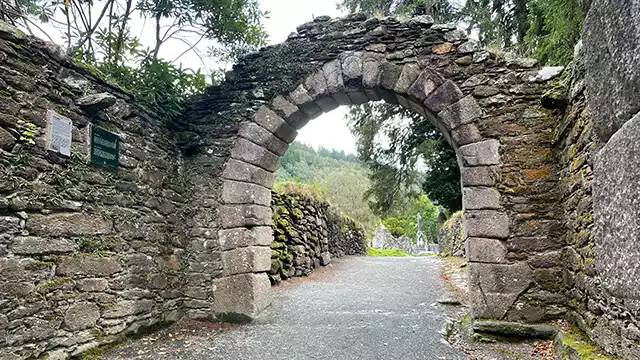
[238,121,288,156]
[424,79,464,113]
[230,137,279,172]
[253,106,297,143]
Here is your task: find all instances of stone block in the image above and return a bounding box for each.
[323,59,345,94]
[459,139,500,166]
[238,122,288,156]
[364,88,381,102]
[0,127,16,150]
[230,138,280,172]
[271,95,305,127]
[27,213,113,237]
[332,91,352,106]
[347,90,369,104]
[460,166,500,186]
[463,187,501,210]
[594,113,640,299]
[212,273,271,319]
[219,226,273,251]
[452,123,482,145]
[408,69,444,102]
[466,237,509,263]
[393,64,421,94]
[458,40,479,54]
[64,302,100,331]
[378,62,403,90]
[222,246,272,275]
[219,205,272,229]
[288,84,322,121]
[473,321,558,339]
[469,262,533,319]
[438,95,482,130]
[362,53,384,88]
[222,159,275,189]
[76,278,108,292]
[253,106,297,144]
[221,180,271,206]
[465,210,510,239]
[11,236,76,255]
[320,252,332,265]
[56,256,123,277]
[424,80,464,113]
[315,95,339,112]
[102,299,155,319]
[341,52,363,84]
[304,71,328,98]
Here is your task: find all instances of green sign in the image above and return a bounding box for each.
[90,125,119,170]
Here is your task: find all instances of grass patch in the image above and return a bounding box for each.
[367,247,409,257]
[560,327,619,360]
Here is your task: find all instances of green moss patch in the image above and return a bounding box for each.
[367,247,409,257]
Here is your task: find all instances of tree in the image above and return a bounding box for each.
[338,0,460,22]
[381,194,439,242]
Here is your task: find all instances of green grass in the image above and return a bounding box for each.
[367,247,409,257]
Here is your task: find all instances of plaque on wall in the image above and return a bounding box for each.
[89,124,120,170]
[45,110,73,157]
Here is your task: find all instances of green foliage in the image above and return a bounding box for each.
[338,0,460,22]
[276,142,380,238]
[524,0,585,65]
[367,247,409,257]
[381,194,439,242]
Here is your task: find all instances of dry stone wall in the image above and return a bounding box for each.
[269,191,366,284]
[438,211,465,257]
[0,25,223,359]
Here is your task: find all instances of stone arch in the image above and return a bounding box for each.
[183,15,564,324]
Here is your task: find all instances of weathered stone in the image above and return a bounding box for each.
[238,122,288,156]
[452,123,483,145]
[219,227,273,251]
[528,66,564,82]
[230,138,279,172]
[439,96,483,130]
[76,93,117,112]
[463,187,501,210]
[315,95,340,112]
[469,262,533,319]
[473,321,558,339]
[271,95,305,127]
[320,252,331,266]
[424,80,464,113]
[212,273,271,319]
[219,205,272,229]
[473,86,500,97]
[221,180,271,206]
[341,52,363,83]
[222,159,275,189]
[288,84,322,121]
[76,278,108,292]
[457,40,479,54]
[304,71,328,98]
[443,28,467,42]
[459,139,500,167]
[0,21,26,41]
[11,236,76,255]
[64,302,100,331]
[466,238,509,263]
[102,299,155,318]
[393,64,421,94]
[465,210,510,239]
[378,62,403,91]
[594,113,640,299]
[0,127,16,150]
[407,69,444,102]
[56,256,123,277]
[27,213,113,237]
[222,246,271,275]
[460,166,500,186]
[584,0,640,141]
[323,59,345,94]
[347,90,369,104]
[253,106,297,144]
[362,54,384,88]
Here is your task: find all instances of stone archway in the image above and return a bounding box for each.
[183,14,564,324]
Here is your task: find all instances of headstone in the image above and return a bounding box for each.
[45,110,72,157]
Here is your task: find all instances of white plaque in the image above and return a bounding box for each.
[45,110,72,157]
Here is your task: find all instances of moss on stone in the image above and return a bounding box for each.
[560,328,618,360]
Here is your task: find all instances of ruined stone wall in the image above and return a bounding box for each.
[438,211,465,257]
[0,26,217,359]
[270,191,366,284]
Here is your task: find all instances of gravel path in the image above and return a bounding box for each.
[105,256,466,360]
